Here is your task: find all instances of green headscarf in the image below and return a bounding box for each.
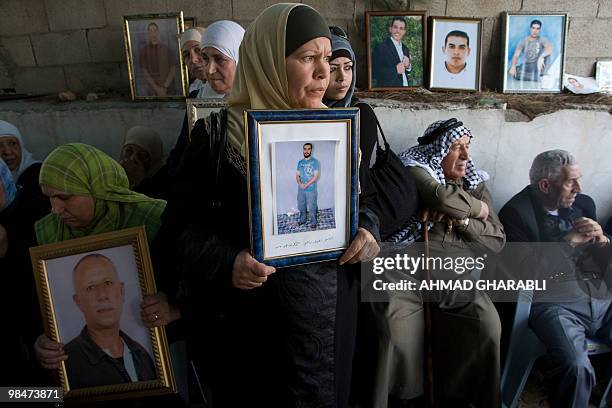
[35,143,166,244]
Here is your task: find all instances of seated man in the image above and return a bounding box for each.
[65,254,156,389]
[370,119,504,408]
[499,149,612,408]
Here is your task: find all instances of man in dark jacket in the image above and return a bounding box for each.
[371,16,412,87]
[499,149,611,408]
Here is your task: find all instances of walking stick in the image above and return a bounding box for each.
[422,222,435,407]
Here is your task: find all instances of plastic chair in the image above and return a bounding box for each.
[500,290,612,408]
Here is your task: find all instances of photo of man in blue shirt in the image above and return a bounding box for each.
[296,143,320,228]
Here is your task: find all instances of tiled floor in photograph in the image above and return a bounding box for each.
[276,208,335,234]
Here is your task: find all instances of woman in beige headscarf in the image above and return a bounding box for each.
[153,4,380,407]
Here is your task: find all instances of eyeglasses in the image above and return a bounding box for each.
[329,26,348,40]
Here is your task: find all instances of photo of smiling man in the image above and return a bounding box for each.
[430,19,482,91]
[367,12,425,89]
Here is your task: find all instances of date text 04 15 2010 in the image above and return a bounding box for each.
[1,387,63,402]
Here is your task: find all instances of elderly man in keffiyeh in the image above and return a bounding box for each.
[370,119,505,408]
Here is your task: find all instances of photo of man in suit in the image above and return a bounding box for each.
[372,16,412,87]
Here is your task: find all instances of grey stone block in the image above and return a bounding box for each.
[302,0,356,19]
[170,0,232,23]
[565,57,596,76]
[104,0,167,27]
[480,17,503,90]
[598,1,612,18]
[31,31,90,65]
[481,17,502,57]
[566,18,610,58]
[45,0,106,31]
[118,62,131,92]
[0,59,14,88]
[371,0,410,11]
[410,0,446,15]
[14,66,67,94]
[232,0,279,20]
[446,0,521,18]
[88,27,126,63]
[64,63,122,92]
[1,36,36,67]
[520,0,598,18]
[0,0,49,36]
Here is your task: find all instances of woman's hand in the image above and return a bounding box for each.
[34,334,67,370]
[339,228,380,265]
[232,250,276,289]
[141,292,180,327]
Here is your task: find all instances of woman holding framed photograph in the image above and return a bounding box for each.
[32,144,173,373]
[154,4,379,407]
[2,151,52,384]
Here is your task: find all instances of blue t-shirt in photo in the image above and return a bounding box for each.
[296,157,320,192]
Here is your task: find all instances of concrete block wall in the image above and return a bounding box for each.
[0,0,610,94]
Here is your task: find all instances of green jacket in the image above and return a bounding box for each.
[407,166,505,253]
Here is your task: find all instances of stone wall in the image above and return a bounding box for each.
[1,0,610,94]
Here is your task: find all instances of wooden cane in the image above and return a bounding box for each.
[422,222,435,408]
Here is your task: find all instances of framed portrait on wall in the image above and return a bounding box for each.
[123,13,189,100]
[501,12,568,93]
[30,227,175,402]
[595,60,612,93]
[245,109,359,268]
[428,17,482,91]
[183,17,197,31]
[366,11,427,90]
[186,98,227,136]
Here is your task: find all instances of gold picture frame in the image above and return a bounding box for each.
[123,12,189,100]
[29,227,176,403]
[186,98,227,136]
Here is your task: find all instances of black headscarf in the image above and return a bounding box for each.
[285,5,331,57]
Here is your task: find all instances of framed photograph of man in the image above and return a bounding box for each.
[245,109,359,268]
[29,227,175,402]
[123,13,188,100]
[428,17,482,91]
[366,11,427,90]
[595,61,612,93]
[502,12,568,93]
[186,98,227,136]
[183,17,197,31]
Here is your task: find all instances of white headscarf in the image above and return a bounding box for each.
[199,20,245,98]
[0,120,41,180]
[201,20,244,63]
[180,27,204,51]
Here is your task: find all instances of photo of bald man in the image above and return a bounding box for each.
[64,254,156,389]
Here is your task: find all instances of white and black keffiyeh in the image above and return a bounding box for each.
[387,120,488,244]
